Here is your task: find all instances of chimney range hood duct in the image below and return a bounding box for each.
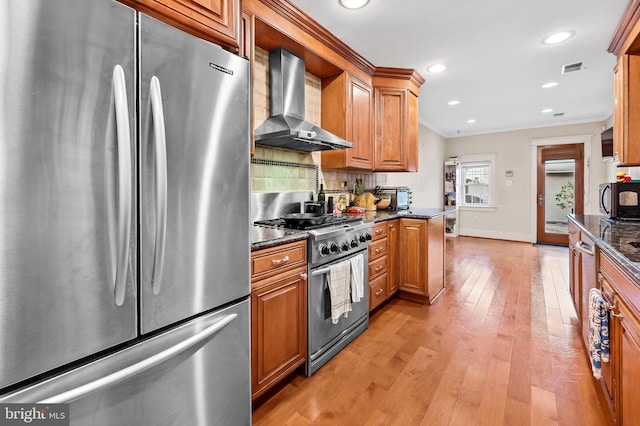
[254,47,353,152]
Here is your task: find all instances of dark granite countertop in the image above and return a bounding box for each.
[568,214,640,281]
[251,226,308,251]
[363,207,456,223]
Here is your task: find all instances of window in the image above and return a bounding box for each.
[459,154,496,208]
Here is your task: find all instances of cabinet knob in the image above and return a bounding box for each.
[300,273,307,280]
[375,289,384,296]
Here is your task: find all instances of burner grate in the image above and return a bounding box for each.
[254,215,362,230]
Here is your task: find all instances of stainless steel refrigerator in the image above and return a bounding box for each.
[0,0,251,424]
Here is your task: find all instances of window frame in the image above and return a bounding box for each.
[458,153,497,209]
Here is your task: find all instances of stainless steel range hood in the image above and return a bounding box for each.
[254,47,353,152]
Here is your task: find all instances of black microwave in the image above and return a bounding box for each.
[600,182,640,219]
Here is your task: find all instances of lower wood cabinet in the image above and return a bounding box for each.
[618,295,640,423]
[387,220,399,297]
[369,273,387,311]
[368,221,388,311]
[251,241,307,401]
[367,219,400,311]
[596,250,640,424]
[398,216,445,304]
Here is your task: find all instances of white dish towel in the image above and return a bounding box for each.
[350,253,365,303]
[328,260,352,324]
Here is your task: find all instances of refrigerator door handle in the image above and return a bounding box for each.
[112,65,132,307]
[149,76,168,296]
[38,313,238,404]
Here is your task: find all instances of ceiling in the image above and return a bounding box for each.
[288,0,631,138]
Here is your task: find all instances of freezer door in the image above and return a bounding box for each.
[139,15,251,334]
[0,299,251,426]
[0,0,137,389]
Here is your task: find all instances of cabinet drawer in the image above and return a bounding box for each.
[252,240,306,282]
[368,238,387,261]
[371,222,388,241]
[369,255,387,280]
[369,273,387,311]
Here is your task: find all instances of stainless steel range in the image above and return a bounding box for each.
[252,192,373,376]
[304,219,372,376]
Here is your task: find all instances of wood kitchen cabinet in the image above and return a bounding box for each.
[368,221,388,311]
[321,72,374,170]
[568,218,597,351]
[120,0,240,51]
[398,217,445,304]
[568,221,581,315]
[251,240,307,401]
[617,296,640,424]
[367,219,401,311]
[240,11,255,156]
[612,54,640,165]
[387,219,399,297]
[372,68,423,172]
[597,250,640,424]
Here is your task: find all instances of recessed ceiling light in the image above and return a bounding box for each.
[338,0,370,9]
[427,64,446,73]
[466,119,476,124]
[542,31,574,45]
[542,82,559,89]
[448,100,460,106]
[541,108,554,113]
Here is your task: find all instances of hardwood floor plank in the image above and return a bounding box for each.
[503,397,531,426]
[477,357,511,425]
[531,385,559,425]
[252,237,612,426]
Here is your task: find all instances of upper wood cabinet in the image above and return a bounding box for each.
[609,1,640,166]
[321,72,374,170]
[240,12,255,156]
[612,54,640,165]
[121,0,240,51]
[373,68,423,172]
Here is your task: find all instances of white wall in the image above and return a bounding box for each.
[383,123,446,208]
[444,122,609,242]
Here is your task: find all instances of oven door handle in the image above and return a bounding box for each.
[311,267,331,276]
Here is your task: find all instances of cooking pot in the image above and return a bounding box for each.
[281,213,327,227]
[304,201,326,214]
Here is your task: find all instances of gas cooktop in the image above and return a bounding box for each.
[254,214,362,230]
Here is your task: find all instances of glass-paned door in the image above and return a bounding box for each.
[536,144,584,245]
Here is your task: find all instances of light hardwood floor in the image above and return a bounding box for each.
[252,237,612,425]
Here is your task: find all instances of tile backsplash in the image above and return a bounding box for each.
[251,46,386,196]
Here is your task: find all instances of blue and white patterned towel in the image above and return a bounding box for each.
[588,288,610,379]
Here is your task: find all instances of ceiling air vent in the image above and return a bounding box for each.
[561,62,583,74]
[553,112,565,117]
